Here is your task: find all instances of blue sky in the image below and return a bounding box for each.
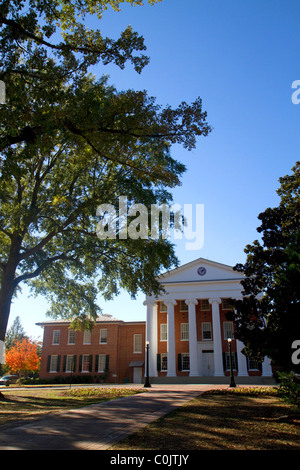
[8,0,300,339]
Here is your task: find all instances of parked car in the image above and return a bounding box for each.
[0,375,18,386]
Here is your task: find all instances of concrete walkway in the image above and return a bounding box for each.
[0,384,226,450]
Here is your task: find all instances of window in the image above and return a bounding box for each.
[50,355,58,372]
[225,352,237,370]
[68,330,75,345]
[247,358,260,370]
[66,355,75,372]
[180,323,189,341]
[222,298,233,310]
[202,322,212,340]
[181,353,190,371]
[134,334,142,353]
[223,322,234,339]
[180,300,188,311]
[97,354,106,373]
[160,302,167,312]
[83,330,91,344]
[82,354,91,372]
[100,329,107,344]
[160,324,167,341]
[200,299,210,311]
[161,353,168,371]
[52,330,60,345]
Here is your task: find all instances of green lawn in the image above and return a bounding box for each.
[0,386,145,427]
[112,389,300,450]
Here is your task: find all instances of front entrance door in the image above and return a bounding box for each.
[202,351,214,376]
[133,367,143,384]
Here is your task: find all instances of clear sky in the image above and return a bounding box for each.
[8,0,300,339]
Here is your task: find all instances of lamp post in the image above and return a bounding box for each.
[144,341,151,388]
[227,338,236,388]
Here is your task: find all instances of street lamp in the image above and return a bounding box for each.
[144,341,151,388]
[227,338,236,388]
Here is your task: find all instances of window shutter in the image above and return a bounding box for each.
[79,355,82,372]
[57,355,61,372]
[89,355,93,372]
[95,354,99,372]
[157,354,161,372]
[105,354,109,372]
[73,355,77,372]
[63,355,67,372]
[47,355,51,372]
[222,352,226,371]
[177,354,182,371]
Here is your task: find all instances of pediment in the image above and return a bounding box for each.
[158,258,244,284]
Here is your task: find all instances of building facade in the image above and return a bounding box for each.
[37,258,274,384]
[37,315,146,384]
[144,258,274,384]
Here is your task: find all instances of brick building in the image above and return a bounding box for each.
[37,258,275,385]
[37,315,146,384]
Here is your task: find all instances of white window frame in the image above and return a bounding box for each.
[52,330,60,345]
[160,324,167,341]
[134,334,142,353]
[179,300,188,312]
[181,353,190,371]
[180,323,189,341]
[98,354,106,373]
[161,353,168,371]
[66,355,75,372]
[50,355,58,372]
[225,352,237,370]
[200,299,210,311]
[68,330,75,345]
[160,302,167,312]
[247,357,260,371]
[223,321,234,340]
[99,328,107,344]
[202,322,212,340]
[82,354,90,372]
[83,330,91,344]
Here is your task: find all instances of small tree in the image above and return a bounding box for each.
[5,316,27,351]
[5,338,40,378]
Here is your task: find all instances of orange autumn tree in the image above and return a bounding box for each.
[5,338,41,378]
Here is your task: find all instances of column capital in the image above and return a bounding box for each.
[143,299,157,307]
[209,297,221,305]
[185,298,198,306]
[164,299,177,307]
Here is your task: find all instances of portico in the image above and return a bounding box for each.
[144,258,274,384]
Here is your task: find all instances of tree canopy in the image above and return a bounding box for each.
[229,162,300,373]
[0,0,212,339]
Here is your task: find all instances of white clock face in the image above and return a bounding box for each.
[197,266,206,276]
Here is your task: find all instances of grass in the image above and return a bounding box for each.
[0,386,145,428]
[112,387,300,450]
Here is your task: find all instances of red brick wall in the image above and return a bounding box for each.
[39,321,146,383]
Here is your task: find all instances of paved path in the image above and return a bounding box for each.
[0,384,225,450]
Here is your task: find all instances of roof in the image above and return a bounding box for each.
[36,314,122,327]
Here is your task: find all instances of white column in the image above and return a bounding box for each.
[262,356,273,377]
[144,299,158,377]
[165,300,177,377]
[185,299,199,376]
[209,297,224,376]
[236,339,248,376]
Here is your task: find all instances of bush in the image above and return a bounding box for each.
[277,371,300,410]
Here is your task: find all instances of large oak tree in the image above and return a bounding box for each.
[0,0,212,340]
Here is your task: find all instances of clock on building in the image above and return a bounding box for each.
[197,266,206,276]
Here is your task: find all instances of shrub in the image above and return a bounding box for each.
[277,372,300,410]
